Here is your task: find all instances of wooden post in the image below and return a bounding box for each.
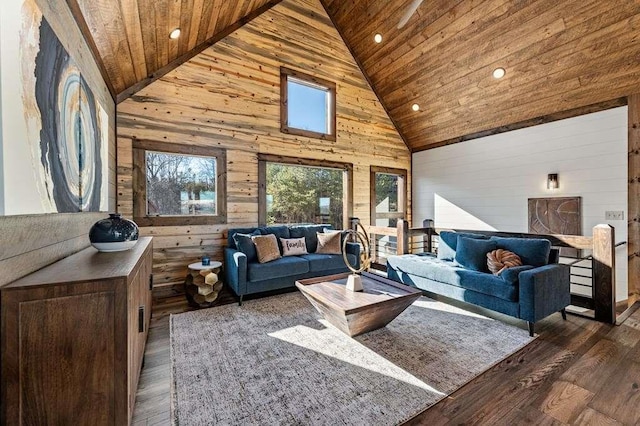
[371,233,377,264]
[397,219,409,255]
[349,217,359,245]
[629,94,640,303]
[592,224,616,323]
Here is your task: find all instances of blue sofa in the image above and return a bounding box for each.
[225,224,360,304]
[387,231,570,336]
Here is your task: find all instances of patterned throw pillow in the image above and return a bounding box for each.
[316,232,341,254]
[251,234,281,263]
[280,237,308,256]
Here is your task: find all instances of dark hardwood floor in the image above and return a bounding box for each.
[133,288,640,425]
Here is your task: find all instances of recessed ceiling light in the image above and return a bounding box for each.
[493,67,506,79]
[169,28,181,39]
[412,103,420,111]
[374,33,383,43]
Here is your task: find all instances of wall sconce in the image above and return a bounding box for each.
[547,173,559,189]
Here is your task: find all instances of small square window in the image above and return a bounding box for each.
[280,67,336,141]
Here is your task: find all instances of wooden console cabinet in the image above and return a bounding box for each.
[1,237,153,425]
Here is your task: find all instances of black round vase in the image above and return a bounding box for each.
[89,213,139,252]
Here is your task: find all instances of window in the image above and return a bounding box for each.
[133,141,226,226]
[258,154,352,229]
[370,166,407,227]
[280,67,336,141]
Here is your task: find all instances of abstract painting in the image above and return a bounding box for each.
[32,16,106,212]
[528,197,582,257]
[0,0,108,215]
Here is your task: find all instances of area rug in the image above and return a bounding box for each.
[171,292,534,425]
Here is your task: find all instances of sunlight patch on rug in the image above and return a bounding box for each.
[171,292,534,425]
[269,321,447,396]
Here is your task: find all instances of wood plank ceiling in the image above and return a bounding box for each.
[72,0,277,99]
[323,0,640,151]
[73,0,640,151]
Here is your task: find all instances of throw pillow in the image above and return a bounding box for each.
[251,234,281,263]
[323,228,348,245]
[438,231,489,261]
[454,236,498,272]
[486,249,522,275]
[280,237,308,256]
[232,230,261,263]
[316,231,342,254]
[490,237,551,267]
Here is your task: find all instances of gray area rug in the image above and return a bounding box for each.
[171,292,534,425]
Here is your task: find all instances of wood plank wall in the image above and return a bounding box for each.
[0,0,116,287]
[117,0,410,295]
[629,94,640,301]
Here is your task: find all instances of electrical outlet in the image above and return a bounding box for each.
[605,211,624,220]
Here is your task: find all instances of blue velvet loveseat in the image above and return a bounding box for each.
[387,231,571,336]
[225,224,360,305]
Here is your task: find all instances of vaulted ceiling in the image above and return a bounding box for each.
[72,0,640,151]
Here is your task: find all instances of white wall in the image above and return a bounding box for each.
[413,107,628,302]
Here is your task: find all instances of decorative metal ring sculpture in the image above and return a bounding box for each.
[342,221,371,273]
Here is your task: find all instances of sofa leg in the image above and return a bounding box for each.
[561,308,567,320]
[527,322,535,337]
[238,295,243,306]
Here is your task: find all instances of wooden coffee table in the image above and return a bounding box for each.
[295,272,423,337]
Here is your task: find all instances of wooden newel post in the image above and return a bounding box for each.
[397,219,409,255]
[592,224,616,323]
[423,219,434,253]
[349,217,359,240]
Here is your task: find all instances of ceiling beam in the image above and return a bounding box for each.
[412,97,628,152]
[66,0,117,102]
[116,0,284,104]
[319,0,412,152]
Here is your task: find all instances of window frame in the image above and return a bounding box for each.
[280,67,337,141]
[370,166,407,226]
[132,140,227,226]
[258,154,353,228]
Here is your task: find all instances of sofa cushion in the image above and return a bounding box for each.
[301,253,356,272]
[455,236,497,273]
[258,226,291,253]
[232,230,261,262]
[499,265,535,286]
[316,232,342,254]
[438,231,489,261]
[387,254,518,301]
[290,225,329,253]
[280,237,308,256]
[247,256,310,282]
[251,234,281,263]
[490,237,551,267]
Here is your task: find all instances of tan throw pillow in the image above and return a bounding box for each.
[251,234,281,263]
[280,237,308,256]
[316,231,341,254]
[487,249,522,275]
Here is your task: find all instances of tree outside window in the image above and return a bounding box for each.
[132,141,227,226]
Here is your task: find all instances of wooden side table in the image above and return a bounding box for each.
[185,261,223,308]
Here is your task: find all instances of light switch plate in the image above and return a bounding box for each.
[605,211,624,220]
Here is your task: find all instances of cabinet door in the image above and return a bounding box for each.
[3,287,117,425]
[127,252,153,417]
